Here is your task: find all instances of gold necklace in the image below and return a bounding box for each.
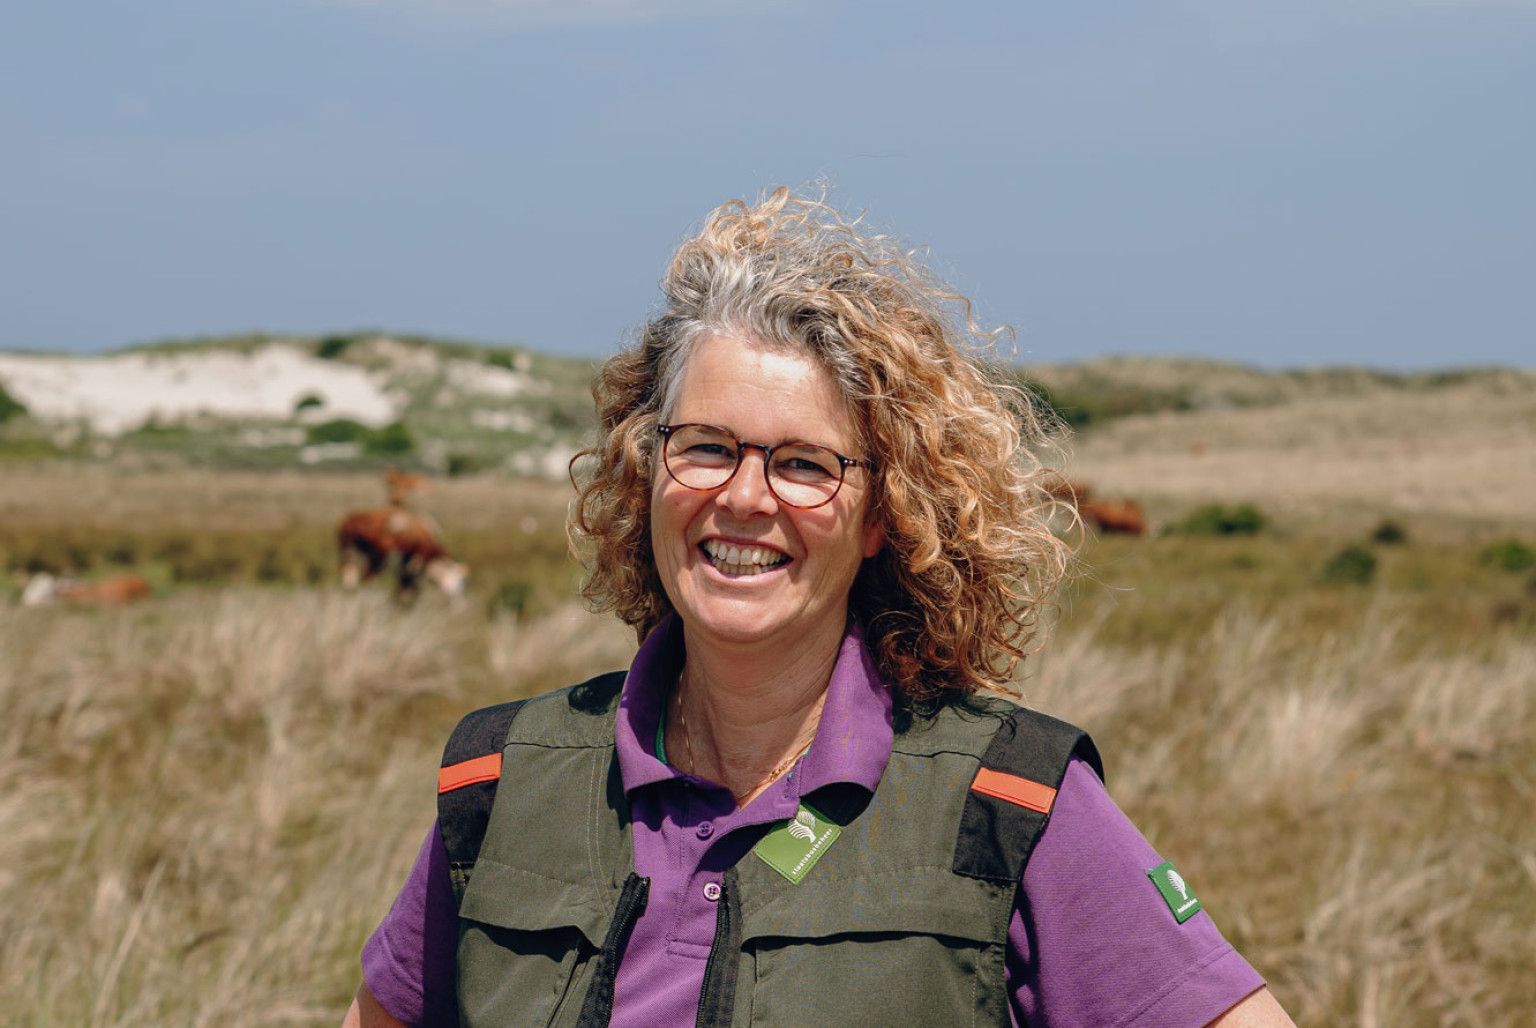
[677,673,824,804]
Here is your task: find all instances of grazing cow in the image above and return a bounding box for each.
[1079,500,1147,536]
[22,572,153,607]
[337,507,468,600]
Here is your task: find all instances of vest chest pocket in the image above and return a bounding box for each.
[455,857,615,1028]
[738,874,1010,1027]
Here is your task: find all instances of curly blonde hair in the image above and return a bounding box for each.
[572,188,1069,701]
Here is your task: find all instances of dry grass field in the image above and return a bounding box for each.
[1,374,1532,1026]
[1064,370,1535,533]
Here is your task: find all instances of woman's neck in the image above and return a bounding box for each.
[673,618,846,807]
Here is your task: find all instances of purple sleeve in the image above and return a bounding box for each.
[1005,758,1264,1027]
[361,822,460,1026]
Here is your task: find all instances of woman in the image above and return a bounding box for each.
[347,190,1293,1026]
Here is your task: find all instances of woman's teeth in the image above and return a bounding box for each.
[701,540,789,576]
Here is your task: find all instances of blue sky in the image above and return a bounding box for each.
[2,0,1531,369]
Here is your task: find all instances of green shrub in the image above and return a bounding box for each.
[485,351,516,371]
[0,383,27,424]
[0,436,62,461]
[490,579,534,617]
[1016,376,1194,431]
[1481,539,1536,573]
[1321,545,1377,585]
[1174,504,1267,536]
[128,418,194,440]
[446,452,485,478]
[315,336,354,360]
[363,421,415,456]
[103,537,140,566]
[1020,381,1078,429]
[293,393,324,413]
[305,419,368,445]
[254,542,328,584]
[1370,520,1407,545]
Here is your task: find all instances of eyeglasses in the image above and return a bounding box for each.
[656,423,871,510]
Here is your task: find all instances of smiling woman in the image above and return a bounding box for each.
[647,337,883,671]
[344,189,1293,1028]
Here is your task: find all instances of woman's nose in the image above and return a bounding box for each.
[719,448,779,517]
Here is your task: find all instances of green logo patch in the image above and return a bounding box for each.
[1148,860,1202,923]
[754,804,841,883]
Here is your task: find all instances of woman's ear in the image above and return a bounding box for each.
[860,521,885,559]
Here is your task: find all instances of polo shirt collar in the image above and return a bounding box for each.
[614,614,894,799]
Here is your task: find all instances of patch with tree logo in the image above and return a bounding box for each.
[755,804,840,884]
[1148,860,1202,923]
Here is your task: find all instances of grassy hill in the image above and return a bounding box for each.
[0,332,598,474]
[4,334,1532,477]
[1014,355,1534,429]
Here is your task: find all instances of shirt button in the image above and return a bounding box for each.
[702,881,722,902]
[696,821,714,839]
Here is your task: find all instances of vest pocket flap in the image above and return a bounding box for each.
[458,857,613,947]
[741,875,997,944]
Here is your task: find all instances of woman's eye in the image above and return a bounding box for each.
[782,458,835,478]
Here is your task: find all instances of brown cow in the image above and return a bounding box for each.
[22,573,153,607]
[337,507,467,600]
[1079,500,1146,536]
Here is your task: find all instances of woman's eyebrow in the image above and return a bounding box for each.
[680,421,844,451]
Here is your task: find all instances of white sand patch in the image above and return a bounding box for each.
[470,408,536,432]
[507,445,576,478]
[239,427,306,448]
[299,442,362,464]
[443,358,537,398]
[0,345,400,435]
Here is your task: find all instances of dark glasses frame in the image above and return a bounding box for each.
[656,423,872,510]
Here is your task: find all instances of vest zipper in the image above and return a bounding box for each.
[694,867,741,1028]
[575,873,649,1027]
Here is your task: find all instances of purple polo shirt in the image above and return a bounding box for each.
[363,619,1263,1026]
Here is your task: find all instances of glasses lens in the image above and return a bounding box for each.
[769,444,843,507]
[664,424,738,489]
[662,426,849,508]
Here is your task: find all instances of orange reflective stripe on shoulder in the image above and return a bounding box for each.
[438,752,503,794]
[970,766,1057,814]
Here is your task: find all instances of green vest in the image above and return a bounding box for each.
[445,674,1099,1027]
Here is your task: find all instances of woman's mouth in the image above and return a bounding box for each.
[699,539,791,578]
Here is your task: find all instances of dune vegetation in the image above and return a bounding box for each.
[1,363,1532,1026]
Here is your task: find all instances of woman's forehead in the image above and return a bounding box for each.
[669,336,860,443]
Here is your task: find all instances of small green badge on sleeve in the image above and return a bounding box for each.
[754,804,841,883]
[1148,860,1202,923]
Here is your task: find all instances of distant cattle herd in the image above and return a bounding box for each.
[19,469,470,607]
[18,469,1145,607]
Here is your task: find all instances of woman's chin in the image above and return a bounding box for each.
[677,590,798,649]
[688,606,780,645]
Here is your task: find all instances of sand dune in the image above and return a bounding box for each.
[0,344,398,435]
